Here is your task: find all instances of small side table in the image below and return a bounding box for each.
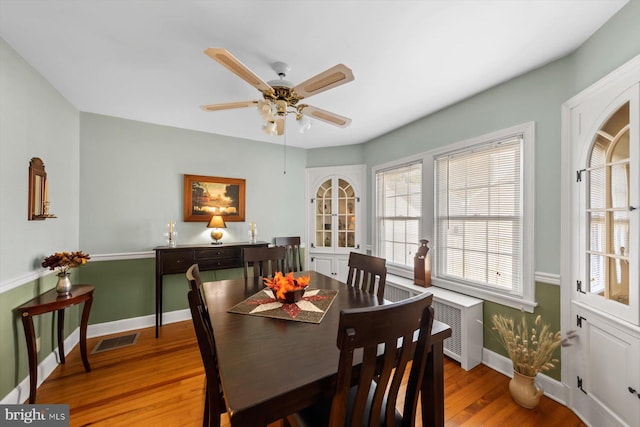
[17,284,94,403]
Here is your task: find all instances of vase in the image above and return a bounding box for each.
[509,371,543,408]
[272,288,305,304]
[56,273,72,296]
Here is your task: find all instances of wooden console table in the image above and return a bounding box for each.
[17,284,94,403]
[154,242,267,337]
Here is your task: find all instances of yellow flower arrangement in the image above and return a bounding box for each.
[42,251,91,276]
[263,272,310,301]
[491,314,561,377]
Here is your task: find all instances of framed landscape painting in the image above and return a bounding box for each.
[183,174,246,222]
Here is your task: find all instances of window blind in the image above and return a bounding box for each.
[376,161,422,268]
[435,137,523,296]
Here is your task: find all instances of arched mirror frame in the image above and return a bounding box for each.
[28,157,54,220]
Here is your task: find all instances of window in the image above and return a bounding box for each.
[433,123,535,308]
[375,161,422,273]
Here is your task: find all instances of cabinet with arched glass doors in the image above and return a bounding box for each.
[306,165,365,282]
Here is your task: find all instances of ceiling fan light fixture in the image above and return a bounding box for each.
[263,121,277,136]
[257,99,276,121]
[297,115,312,134]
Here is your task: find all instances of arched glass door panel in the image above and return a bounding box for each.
[587,102,630,304]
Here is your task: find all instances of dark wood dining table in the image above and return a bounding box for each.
[203,270,452,426]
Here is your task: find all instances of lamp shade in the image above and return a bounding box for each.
[207,215,226,229]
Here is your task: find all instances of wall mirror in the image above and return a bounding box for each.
[28,157,52,220]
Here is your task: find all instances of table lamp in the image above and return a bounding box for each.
[207,215,226,245]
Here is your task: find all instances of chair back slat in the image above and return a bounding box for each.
[243,246,286,279]
[346,252,387,299]
[274,236,303,272]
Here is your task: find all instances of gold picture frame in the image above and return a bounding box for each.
[183,174,246,222]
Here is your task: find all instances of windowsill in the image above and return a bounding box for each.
[386,274,537,312]
[386,274,484,307]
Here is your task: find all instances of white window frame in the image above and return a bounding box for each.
[430,122,536,311]
[372,154,427,279]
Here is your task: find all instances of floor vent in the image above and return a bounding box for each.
[92,332,140,354]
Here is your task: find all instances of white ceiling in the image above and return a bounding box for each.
[0,0,628,148]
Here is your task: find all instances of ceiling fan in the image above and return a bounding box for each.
[201,48,354,136]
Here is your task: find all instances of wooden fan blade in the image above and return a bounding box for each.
[201,101,258,111]
[299,105,352,128]
[292,64,354,99]
[204,48,273,93]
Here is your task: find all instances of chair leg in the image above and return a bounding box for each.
[203,383,210,427]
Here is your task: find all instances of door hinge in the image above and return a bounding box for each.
[310,257,315,262]
[576,315,587,328]
[577,376,587,394]
[310,242,315,248]
[356,197,360,202]
[310,198,315,204]
[577,280,586,294]
[576,169,586,182]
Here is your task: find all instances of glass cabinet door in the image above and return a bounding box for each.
[313,177,358,251]
[315,179,333,248]
[573,83,639,325]
[337,179,357,249]
[586,102,631,304]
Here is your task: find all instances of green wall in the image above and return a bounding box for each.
[484,283,562,381]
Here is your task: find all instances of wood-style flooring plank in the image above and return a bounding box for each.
[33,320,585,427]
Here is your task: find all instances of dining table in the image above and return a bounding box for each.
[203,270,452,426]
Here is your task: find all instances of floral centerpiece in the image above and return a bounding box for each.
[42,251,90,295]
[491,313,561,408]
[42,251,91,276]
[263,272,310,302]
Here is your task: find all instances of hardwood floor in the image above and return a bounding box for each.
[34,321,586,426]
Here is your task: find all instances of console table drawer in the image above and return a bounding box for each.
[198,257,242,270]
[195,247,240,260]
[160,250,194,273]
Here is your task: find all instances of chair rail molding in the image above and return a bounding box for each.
[1,251,155,294]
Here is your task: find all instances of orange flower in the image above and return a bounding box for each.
[263,272,310,299]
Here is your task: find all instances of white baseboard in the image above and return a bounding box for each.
[2,309,191,404]
[482,348,569,405]
[87,309,191,338]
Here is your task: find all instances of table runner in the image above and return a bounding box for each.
[228,288,338,324]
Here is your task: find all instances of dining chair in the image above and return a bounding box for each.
[275,236,303,272]
[287,291,435,427]
[346,252,387,299]
[186,264,226,427]
[243,246,286,279]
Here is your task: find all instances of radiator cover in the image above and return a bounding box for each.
[385,279,483,370]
